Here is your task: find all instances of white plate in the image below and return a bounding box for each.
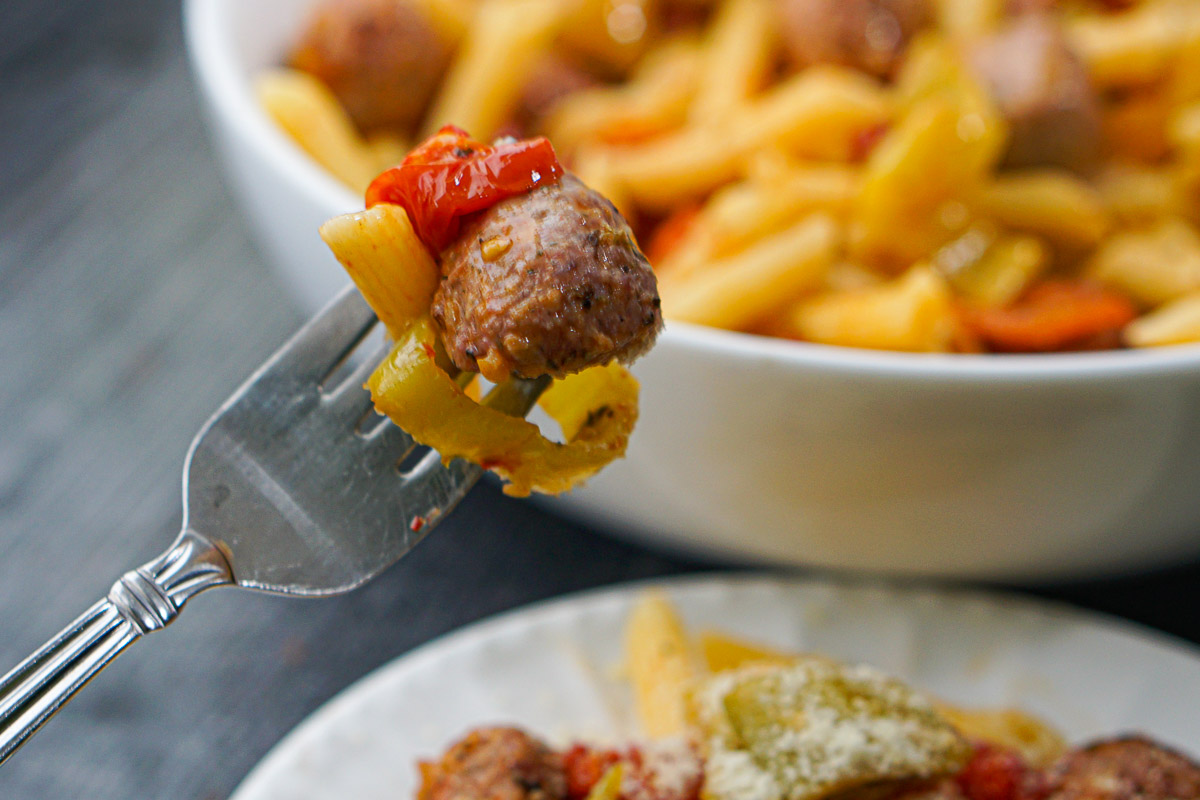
[231,575,1200,799]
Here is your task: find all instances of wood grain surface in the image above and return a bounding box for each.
[0,1,1196,798]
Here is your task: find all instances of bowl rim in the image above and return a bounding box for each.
[183,0,1200,385]
[183,0,363,213]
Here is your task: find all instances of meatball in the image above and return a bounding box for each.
[418,727,568,800]
[432,173,663,383]
[775,0,932,78]
[1045,737,1200,800]
[513,54,599,136]
[966,14,1101,173]
[289,0,452,133]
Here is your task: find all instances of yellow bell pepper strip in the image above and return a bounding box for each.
[583,764,624,800]
[367,316,639,497]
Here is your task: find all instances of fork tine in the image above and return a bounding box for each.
[326,382,385,437]
[261,284,377,386]
[362,420,419,468]
[323,338,392,409]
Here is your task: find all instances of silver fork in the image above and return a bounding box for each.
[0,284,545,765]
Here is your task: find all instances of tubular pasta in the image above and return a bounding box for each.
[662,213,839,328]
[257,68,382,192]
[422,0,568,140]
[690,0,773,123]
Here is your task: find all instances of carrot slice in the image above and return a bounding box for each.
[960,280,1137,352]
[644,204,701,266]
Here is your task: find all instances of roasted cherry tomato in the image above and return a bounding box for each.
[366,125,564,253]
[956,744,1047,800]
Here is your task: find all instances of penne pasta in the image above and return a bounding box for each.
[320,205,440,334]
[1089,217,1200,307]
[972,171,1111,247]
[932,0,1002,40]
[657,164,858,280]
[546,37,703,152]
[624,592,704,739]
[256,68,382,192]
[1068,1,1200,89]
[422,0,567,140]
[662,213,839,329]
[1125,290,1200,346]
[599,68,891,210]
[1096,164,1183,225]
[689,0,773,122]
[786,265,960,352]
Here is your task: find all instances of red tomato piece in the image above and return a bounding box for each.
[956,744,1047,800]
[562,744,702,800]
[366,125,564,253]
[564,744,623,800]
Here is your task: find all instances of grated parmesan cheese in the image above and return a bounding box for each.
[692,660,970,800]
[629,737,704,800]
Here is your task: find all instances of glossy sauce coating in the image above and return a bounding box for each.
[367,126,565,253]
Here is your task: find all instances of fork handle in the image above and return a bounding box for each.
[0,529,232,765]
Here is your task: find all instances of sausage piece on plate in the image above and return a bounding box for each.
[966,13,1101,173]
[432,172,663,384]
[1045,737,1200,800]
[418,727,568,800]
[289,0,453,133]
[775,0,933,78]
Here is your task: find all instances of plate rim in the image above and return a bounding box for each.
[231,571,1200,798]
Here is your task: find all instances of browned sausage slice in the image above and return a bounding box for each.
[418,727,568,800]
[432,173,663,383]
[966,13,1101,173]
[775,0,932,78]
[289,0,453,133]
[1045,737,1200,800]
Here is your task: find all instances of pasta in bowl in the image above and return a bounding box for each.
[185,0,1200,577]
[267,0,1200,354]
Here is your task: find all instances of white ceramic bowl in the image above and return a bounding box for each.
[185,0,1200,580]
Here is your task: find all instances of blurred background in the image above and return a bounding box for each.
[1,0,1200,797]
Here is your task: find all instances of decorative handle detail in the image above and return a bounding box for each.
[0,529,232,765]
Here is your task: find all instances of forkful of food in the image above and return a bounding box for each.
[0,127,662,765]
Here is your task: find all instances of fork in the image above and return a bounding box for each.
[0,284,545,766]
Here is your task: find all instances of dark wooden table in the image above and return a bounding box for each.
[1,1,1198,797]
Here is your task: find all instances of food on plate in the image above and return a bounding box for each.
[1045,737,1200,800]
[418,727,568,800]
[319,126,660,496]
[412,593,1199,800]
[264,0,1200,353]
